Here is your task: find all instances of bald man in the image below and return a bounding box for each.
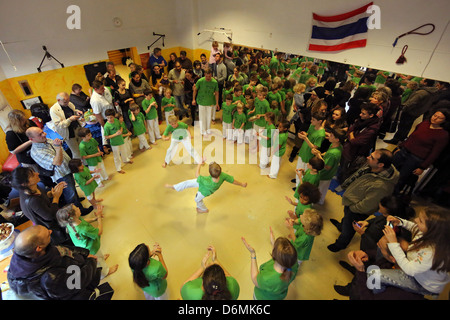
[7,225,105,300]
[50,92,83,159]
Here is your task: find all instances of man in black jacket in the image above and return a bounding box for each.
[7,225,112,300]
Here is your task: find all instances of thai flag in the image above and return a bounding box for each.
[308,2,373,52]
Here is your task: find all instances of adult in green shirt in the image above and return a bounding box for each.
[181,245,240,300]
[129,243,169,300]
[192,69,219,136]
[242,236,298,300]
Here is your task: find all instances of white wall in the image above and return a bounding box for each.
[0,0,183,78]
[193,0,450,82]
[1,0,449,81]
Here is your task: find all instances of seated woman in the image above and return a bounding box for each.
[11,167,72,246]
[181,245,240,300]
[392,109,450,195]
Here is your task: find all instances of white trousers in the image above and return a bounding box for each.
[124,136,133,157]
[234,128,245,144]
[295,157,309,186]
[164,138,201,165]
[318,179,332,205]
[259,145,272,169]
[269,154,282,179]
[165,110,175,125]
[173,179,208,211]
[198,105,213,135]
[111,144,131,172]
[146,119,161,143]
[88,161,109,185]
[137,134,150,150]
[223,122,233,140]
[144,291,168,300]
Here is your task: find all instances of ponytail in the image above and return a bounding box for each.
[129,244,150,288]
[272,237,298,282]
[202,264,232,300]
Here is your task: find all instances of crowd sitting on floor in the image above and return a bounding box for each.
[3,43,450,301]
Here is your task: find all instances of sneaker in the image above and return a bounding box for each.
[291,179,296,183]
[334,284,351,296]
[383,139,399,145]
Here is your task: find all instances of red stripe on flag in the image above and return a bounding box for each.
[313,2,373,23]
[308,39,367,52]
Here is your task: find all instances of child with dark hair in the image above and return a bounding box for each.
[181,246,240,300]
[128,243,168,300]
[285,182,321,228]
[294,156,324,191]
[78,127,109,187]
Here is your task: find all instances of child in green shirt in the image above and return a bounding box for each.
[285,182,322,229]
[165,161,247,213]
[181,245,240,300]
[161,115,201,168]
[257,112,276,169]
[129,103,151,152]
[269,120,290,179]
[128,243,169,300]
[104,109,133,174]
[56,204,118,279]
[285,208,323,266]
[232,102,247,144]
[69,158,102,208]
[222,94,236,141]
[78,127,109,187]
[142,89,161,144]
[294,156,324,193]
[161,88,176,125]
[241,235,298,300]
[117,113,133,159]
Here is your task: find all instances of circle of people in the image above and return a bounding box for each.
[4,43,450,300]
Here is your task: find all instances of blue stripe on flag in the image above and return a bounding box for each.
[311,17,369,40]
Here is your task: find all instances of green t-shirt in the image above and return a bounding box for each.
[181,276,240,300]
[244,110,254,130]
[261,123,276,148]
[273,132,288,157]
[298,125,325,163]
[104,119,124,146]
[222,102,236,124]
[197,172,234,197]
[299,74,317,85]
[142,97,158,120]
[295,202,312,219]
[319,145,343,181]
[254,97,270,127]
[163,121,189,140]
[79,138,101,167]
[74,166,98,197]
[120,121,129,135]
[140,258,168,298]
[266,91,282,108]
[288,57,299,70]
[129,110,147,136]
[162,96,176,112]
[195,77,219,106]
[375,71,390,84]
[233,111,247,129]
[68,218,101,255]
[291,222,315,261]
[254,259,298,300]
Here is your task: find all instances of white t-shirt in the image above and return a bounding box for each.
[90,89,113,119]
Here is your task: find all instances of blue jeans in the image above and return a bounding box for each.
[57,174,85,210]
[335,206,368,249]
[369,268,436,296]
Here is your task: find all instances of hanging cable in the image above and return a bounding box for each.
[392,23,435,47]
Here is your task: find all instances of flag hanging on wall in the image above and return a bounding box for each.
[308,2,373,52]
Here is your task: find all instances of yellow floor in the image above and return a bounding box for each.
[83,118,363,300]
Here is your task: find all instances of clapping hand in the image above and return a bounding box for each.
[241,237,256,255]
